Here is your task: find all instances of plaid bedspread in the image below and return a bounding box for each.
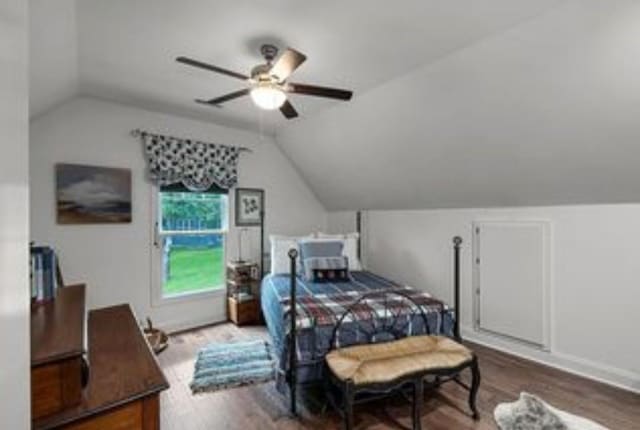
[280,286,448,331]
[261,272,455,388]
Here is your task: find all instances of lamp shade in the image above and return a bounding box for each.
[250,84,287,110]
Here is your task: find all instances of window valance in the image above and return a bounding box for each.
[135,130,248,191]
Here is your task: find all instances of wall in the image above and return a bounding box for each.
[0,0,31,427]
[29,0,78,118]
[30,97,326,331]
[277,0,640,211]
[329,206,640,393]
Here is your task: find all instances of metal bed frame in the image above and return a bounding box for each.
[284,230,465,416]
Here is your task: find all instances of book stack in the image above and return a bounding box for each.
[31,246,59,303]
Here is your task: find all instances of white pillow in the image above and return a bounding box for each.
[316,232,362,271]
[269,234,311,275]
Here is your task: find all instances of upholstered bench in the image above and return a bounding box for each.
[324,291,481,430]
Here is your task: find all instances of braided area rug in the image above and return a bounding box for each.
[190,339,275,394]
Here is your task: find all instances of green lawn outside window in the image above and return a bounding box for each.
[164,246,225,295]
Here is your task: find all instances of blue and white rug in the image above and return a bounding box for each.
[190,339,276,394]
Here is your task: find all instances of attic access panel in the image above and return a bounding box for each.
[473,221,551,349]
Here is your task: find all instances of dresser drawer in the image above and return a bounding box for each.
[32,357,83,420]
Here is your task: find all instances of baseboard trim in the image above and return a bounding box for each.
[461,326,640,394]
[158,313,227,334]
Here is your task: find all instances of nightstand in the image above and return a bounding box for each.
[226,261,260,326]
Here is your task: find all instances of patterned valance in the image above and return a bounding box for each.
[137,130,245,191]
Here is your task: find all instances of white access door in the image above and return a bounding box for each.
[474,221,549,348]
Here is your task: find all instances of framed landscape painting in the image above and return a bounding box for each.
[235,188,264,226]
[56,163,132,224]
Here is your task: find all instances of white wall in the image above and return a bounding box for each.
[329,205,640,393]
[30,97,326,331]
[0,0,31,427]
[326,211,358,235]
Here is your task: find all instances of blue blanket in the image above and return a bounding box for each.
[261,271,455,388]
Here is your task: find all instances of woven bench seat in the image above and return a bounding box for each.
[326,335,473,385]
[323,289,481,430]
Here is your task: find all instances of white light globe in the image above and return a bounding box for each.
[250,85,287,110]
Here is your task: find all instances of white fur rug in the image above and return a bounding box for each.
[494,392,609,430]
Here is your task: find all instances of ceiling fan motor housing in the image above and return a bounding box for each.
[250,64,273,81]
[260,44,279,63]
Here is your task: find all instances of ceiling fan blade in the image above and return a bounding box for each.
[279,100,298,119]
[196,88,250,106]
[176,56,248,81]
[288,83,353,101]
[269,48,307,81]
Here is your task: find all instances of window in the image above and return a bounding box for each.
[154,186,228,300]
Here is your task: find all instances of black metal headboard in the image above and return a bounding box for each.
[356,210,362,261]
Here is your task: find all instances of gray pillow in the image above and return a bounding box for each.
[298,240,345,277]
[298,240,344,259]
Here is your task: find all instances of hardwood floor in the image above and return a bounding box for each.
[158,323,640,430]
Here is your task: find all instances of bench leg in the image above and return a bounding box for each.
[469,358,481,420]
[344,381,354,430]
[413,377,424,430]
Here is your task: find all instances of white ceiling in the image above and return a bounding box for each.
[30,0,561,134]
[277,0,640,210]
[34,0,640,211]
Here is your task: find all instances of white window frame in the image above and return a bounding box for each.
[150,184,228,307]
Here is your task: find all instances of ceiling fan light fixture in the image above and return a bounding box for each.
[250,82,287,110]
[177,45,353,119]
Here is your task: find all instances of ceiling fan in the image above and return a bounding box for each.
[176,44,353,119]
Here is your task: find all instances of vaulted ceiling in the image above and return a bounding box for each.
[30,0,560,132]
[30,0,78,119]
[277,0,640,210]
[31,0,640,210]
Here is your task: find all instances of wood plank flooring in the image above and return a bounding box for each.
[158,323,640,430]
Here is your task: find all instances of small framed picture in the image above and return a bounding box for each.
[235,188,264,226]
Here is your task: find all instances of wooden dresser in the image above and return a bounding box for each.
[31,285,169,429]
